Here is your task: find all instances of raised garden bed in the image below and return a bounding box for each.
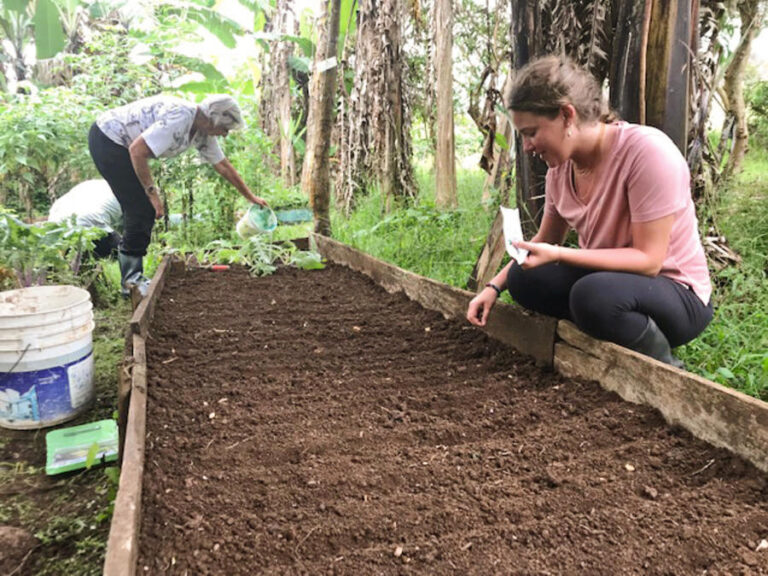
[106,239,768,575]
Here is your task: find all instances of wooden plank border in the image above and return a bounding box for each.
[130,255,175,338]
[311,234,558,367]
[555,320,768,473]
[105,255,180,576]
[104,334,147,576]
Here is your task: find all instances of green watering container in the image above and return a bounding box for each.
[236,204,278,239]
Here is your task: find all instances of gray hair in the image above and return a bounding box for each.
[199,94,246,131]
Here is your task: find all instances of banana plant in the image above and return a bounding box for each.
[0,0,33,81]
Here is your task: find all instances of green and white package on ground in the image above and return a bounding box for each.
[45,419,118,475]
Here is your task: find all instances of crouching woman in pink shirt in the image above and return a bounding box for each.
[466,56,713,367]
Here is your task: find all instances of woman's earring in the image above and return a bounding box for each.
[567,127,572,137]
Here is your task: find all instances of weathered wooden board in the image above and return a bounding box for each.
[129,255,174,338]
[555,320,768,473]
[117,359,131,465]
[104,334,148,576]
[312,234,558,366]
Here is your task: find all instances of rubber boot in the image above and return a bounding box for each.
[627,317,684,369]
[118,252,151,299]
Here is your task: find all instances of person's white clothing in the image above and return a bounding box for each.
[49,179,123,233]
[96,95,225,165]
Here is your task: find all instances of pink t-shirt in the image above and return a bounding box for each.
[544,122,712,305]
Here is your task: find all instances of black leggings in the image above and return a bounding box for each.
[88,123,155,257]
[506,262,713,348]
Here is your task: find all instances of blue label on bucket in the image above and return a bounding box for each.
[0,351,94,425]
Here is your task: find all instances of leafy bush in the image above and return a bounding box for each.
[65,28,163,106]
[0,209,105,290]
[0,88,100,217]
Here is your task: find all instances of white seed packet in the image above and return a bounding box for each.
[500,206,529,265]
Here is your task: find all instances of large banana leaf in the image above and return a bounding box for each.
[337,0,357,59]
[5,0,31,13]
[162,2,245,49]
[33,0,66,59]
[281,34,313,58]
[173,53,228,84]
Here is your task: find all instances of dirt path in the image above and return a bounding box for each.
[138,264,768,575]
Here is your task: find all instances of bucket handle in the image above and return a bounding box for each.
[0,343,32,385]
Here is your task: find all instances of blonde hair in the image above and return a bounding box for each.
[504,55,616,123]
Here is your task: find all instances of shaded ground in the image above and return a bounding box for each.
[0,300,130,576]
[139,264,768,575]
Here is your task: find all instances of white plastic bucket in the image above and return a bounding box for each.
[236,204,278,239]
[0,286,95,430]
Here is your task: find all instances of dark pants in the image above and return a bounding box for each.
[88,123,155,257]
[93,230,121,259]
[506,262,713,348]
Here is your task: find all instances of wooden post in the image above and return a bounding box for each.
[116,360,132,465]
[610,0,695,153]
[645,0,693,152]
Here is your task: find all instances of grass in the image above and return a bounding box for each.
[332,167,497,287]
[332,157,768,400]
[677,146,768,398]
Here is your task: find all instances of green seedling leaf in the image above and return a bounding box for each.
[716,367,735,380]
[292,251,325,270]
[84,442,100,469]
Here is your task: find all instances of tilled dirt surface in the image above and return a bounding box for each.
[138,264,768,575]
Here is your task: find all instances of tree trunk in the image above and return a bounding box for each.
[259,12,279,163]
[511,0,547,239]
[609,0,649,123]
[335,0,376,215]
[687,0,726,203]
[722,0,761,177]
[481,70,514,203]
[424,7,437,159]
[276,6,297,186]
[379,0,416,211]
[434,0,457,209]
[644,0,694,153]
[301,0,341,236]
[261,0,297,186]
[336,0,415,215]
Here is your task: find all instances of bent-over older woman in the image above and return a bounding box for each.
[88,94,268,297]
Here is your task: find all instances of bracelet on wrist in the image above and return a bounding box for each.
[485,282,502,297]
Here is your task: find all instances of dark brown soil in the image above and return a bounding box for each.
[138,264,768,575]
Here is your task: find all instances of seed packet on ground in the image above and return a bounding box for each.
[45,419,118,475]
